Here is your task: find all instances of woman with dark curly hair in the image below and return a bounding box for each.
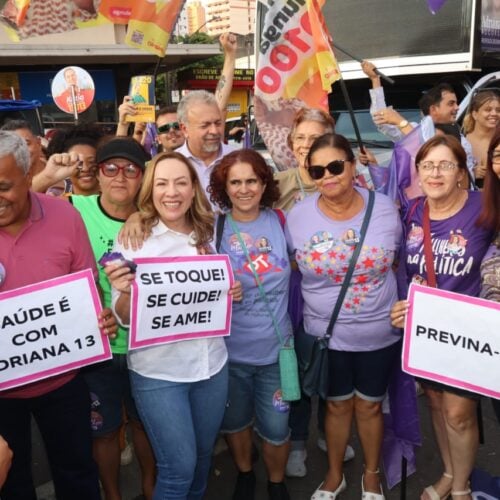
[208,149,293,500]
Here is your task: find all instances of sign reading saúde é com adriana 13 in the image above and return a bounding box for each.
[0,269,112,391]
[402,283,500,399]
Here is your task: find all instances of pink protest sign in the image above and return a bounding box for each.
[402,283,500,399]
[130,255,234,349]
[0,269,112,391]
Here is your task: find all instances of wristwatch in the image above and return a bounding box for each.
[398,119,409,129]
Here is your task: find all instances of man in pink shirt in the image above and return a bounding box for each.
[0,131,117,500]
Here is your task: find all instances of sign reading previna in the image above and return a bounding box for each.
[0,269,112,391]
[402,283,500,399]
[130,255,234,349]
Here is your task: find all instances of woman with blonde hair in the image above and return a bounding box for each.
[462,89,500,188]
[105,151,242,499]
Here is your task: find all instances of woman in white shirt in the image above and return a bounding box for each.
[106,151,242,500]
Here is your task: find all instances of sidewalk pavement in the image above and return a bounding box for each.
[33,395,500,499]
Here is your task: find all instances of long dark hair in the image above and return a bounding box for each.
[478,129,500,232]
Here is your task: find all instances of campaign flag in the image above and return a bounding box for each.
[0,0,108,41]
[125,0,186,57]
[254,0,339,171]
[98,0,134,24]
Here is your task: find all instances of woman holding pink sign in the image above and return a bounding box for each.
[391,135,494,500]
[105,151,242,500]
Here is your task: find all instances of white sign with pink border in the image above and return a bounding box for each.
[130,255,234,349]
[402,283,500,399]
[0,269,112,391]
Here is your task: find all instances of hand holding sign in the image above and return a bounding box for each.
[391,299,410,329]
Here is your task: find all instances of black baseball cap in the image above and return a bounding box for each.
[96,138,151,170]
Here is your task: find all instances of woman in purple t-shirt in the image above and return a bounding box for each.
[286,134,402,500]
[391,135,493,500]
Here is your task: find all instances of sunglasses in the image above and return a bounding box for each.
[157,122,180,134]
[99,163,142,179]
[307,160,346,180]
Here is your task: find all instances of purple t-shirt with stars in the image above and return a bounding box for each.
[219,209,293,365]
[286,188,402,351]
[404,191,493,296]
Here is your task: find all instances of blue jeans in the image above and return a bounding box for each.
[130,364,228,500]
[221,362,290,445]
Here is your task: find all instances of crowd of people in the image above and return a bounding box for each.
[0,35,499,500]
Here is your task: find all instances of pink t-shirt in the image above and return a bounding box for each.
[0,192,98,398]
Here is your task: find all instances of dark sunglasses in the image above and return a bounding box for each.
[307,160,346,180]
[157,122,180,134]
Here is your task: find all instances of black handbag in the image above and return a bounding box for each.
[296,190,375,400]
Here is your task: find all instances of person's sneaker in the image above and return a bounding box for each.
[316,438,355,462]
[268,480,290,500]
[285,449,307,477]
[232,470,256,500]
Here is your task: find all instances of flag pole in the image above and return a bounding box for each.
[330,46,365,153]
[334,43,395,85]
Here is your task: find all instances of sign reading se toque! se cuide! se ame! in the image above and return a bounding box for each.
[402,283,500,399]
[130,255,234,350]
[0,269,112,391]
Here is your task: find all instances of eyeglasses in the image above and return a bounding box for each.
[490,152,500,164]
[418,160,458,172]
[307,160,346,180]
[99,163,142,179]
[157,122,180,134]
[293,134,322,146]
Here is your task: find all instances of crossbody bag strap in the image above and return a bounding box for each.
[215,213,226,253]
[325,190,375,339]
[422,200,437,288]
[227,213,288,347]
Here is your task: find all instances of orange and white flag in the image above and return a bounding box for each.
[254,0,339,170]
[124,0,186,57]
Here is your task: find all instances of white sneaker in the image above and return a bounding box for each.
[317,438,355,462]
[285,449,307,477]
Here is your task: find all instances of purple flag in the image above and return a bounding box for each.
[386,126,424,214]
[142,122,158,158]
[382,364,421,489]
[427,0,447,14]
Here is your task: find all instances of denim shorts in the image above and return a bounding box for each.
[220,362,290,445]
[327,341,401,402]
[84,353,139,436]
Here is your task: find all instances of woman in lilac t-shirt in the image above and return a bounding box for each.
[286,134,402,500]
[391,135,493,500]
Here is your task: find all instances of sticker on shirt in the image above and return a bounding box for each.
[406,224,424,251]
[310,231,334,254]
[0,262,5,287]
[447,230,467,256]
[229,232,253,255]
[272,389,290,413]
[342,228,360,246]
[411,274,428,286]
[256,236,273,254]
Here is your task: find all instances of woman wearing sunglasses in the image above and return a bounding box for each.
[391,135,493,500]
[286,133,402,499]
